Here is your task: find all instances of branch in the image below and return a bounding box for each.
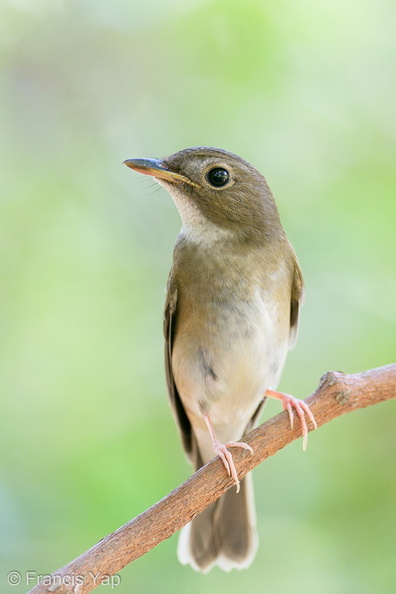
[27,364,396,594]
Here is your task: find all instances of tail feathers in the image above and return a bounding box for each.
[177,474,258,573]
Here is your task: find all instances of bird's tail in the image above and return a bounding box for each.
[177,473,258,573]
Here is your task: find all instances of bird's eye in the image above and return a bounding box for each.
[206,167,230,187]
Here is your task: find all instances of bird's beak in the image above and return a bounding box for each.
[123,158,192,186]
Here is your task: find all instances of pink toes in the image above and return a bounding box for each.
[213,440,254,493]
[266,389,317,450]
[203,413,254,492]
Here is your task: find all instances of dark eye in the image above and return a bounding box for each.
[206,167,230,187]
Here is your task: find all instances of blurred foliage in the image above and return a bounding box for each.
[1,0,395,592]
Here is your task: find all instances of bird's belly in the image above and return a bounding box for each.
[171,294,289,447]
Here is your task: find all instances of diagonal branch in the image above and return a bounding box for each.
[27,364,396,594]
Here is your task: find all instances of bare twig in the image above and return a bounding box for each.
[27,364,396,594]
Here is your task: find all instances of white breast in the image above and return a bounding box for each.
[171,285,289,461]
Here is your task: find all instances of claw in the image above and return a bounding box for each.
[204,416,254,493]
[285,402,294,430]
[266,389,317,450]
[214,440,231,477]
[212,440,253,492]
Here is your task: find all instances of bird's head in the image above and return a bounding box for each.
[124,146,283,243]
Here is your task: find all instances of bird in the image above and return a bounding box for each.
[123,146,316,573]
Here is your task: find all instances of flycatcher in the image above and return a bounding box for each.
[124,147,316,573]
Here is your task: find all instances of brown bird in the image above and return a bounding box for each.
[124,147,316,573]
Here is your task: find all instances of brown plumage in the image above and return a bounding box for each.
[124,147,315,573]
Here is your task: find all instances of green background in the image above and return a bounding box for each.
[1,1,395,593]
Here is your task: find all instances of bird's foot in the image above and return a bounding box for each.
[212,439,253,493]
[265,389,317,451]
[203,413,253,493]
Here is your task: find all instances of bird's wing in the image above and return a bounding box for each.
[163,275,194,462]
[289,258,305,350]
